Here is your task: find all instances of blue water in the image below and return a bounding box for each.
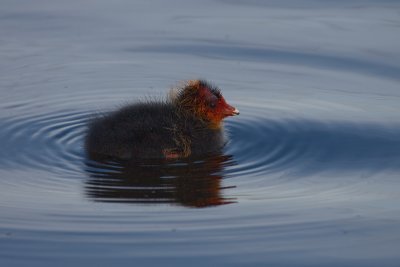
[1,0,400,266]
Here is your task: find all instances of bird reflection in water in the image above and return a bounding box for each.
[84,153,236,208]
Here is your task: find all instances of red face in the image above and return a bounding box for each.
[197,85,239,127]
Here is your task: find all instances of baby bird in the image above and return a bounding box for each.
[85,80,239,160]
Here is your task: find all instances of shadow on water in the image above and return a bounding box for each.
[226,117,400,176]
[129,44,400,80]
[84,153,237,208]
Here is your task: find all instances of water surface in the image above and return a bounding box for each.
[1,0,400,266]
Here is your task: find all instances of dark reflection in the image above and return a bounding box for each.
[84,153,237,208]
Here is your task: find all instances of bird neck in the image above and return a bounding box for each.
[208,120,223,130]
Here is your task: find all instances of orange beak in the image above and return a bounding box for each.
[223,104,240,117]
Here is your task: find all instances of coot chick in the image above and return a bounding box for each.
[85,80,239,160]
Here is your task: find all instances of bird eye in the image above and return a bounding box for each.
[208,94,218,108]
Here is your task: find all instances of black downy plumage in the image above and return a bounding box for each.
[85,80,239,160]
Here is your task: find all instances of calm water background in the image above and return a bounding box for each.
[1,0,400,266]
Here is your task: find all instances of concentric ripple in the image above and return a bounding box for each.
[224,106,400,179]
[0,110,89,175]
[0,88,399,267]
[1,104,400,203]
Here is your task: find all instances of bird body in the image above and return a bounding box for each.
[85,80,238,160]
